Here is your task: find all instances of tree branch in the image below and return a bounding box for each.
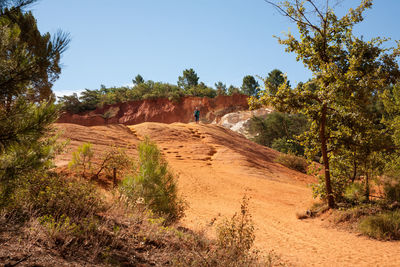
[265,0,323,36]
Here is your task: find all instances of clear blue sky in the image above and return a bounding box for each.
[31,0,400,97]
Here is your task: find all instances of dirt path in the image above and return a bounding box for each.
[56,122,400,266]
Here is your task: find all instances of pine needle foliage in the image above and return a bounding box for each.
[120,138,185,224]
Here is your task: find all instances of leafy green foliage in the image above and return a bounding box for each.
[241,75,259,97]
[308,163,348,203]
[215,81,227,96]
[120,138,185,224]
[253,0,400,207]
[265,69,288,96]
[248,112,308,155]
[344,182,367,204]
[59,79,219,114]
[7,173,104,221]
[227,85,241,95]
[0,6,70,103]
[68,142,94,178]
[0,1,67,203]
[359,211,400,240]
[132,74,145,85]
[177,68,199,90]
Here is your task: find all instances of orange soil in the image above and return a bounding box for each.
[55,123,400,267]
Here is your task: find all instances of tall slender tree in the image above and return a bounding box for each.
[252,0,400,208]
[177,68,199,91]
[0,0,69,199]
[241,75,259,97]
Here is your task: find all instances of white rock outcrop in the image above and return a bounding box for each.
[214,108,272,138]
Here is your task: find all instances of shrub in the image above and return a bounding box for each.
[271,137,304,155]
[383,177,400,204]
[215,196,257,263]
[344,182,367,204]
[274,153,308,173]
[9,173,105,222]
[68,142,94,178]
[359,211,400,240]
[120,138,185,224]
[94,146,132,186]
[174,196,276,267]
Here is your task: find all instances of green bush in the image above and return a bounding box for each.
[10,173,105,222]
[274,153,308,173]
[344,182,367,204]
[359,211,400,240]
[248,112,308,156]
[68,142,94,178]
[271,137,304,155]
[383,178,400,204]
[120,138,185,224]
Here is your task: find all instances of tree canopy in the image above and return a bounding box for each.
[252,0,400,208]
[0,4,69,105]
[0,0,67,201]
[177,68,199,90]
[241,75,259,97]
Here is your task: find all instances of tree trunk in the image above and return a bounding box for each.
[113,167,117,188]
[320,104,335,208]
[351,150,357,183]
[365,163,370,202]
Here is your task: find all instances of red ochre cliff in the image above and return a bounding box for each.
[57,94,249,126]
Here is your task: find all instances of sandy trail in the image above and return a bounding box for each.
[56,122,400,267]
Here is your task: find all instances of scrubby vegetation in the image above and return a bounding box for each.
[1,134,271,265]
[359,211,400,240]
[173,196,282,267]
[57,69,263,114]
[274,153,308,173]
[0,2,273,265]
[249,112,308,156]
[120,138,186,224]
[250,0,400,240]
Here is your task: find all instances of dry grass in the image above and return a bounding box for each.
[0,173,274,266]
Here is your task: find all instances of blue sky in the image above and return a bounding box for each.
[31,0,400,97]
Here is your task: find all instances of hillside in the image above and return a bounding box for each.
[57,94,249,126]
[55,122,400,266]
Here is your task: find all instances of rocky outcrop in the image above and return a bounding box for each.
[215,108,273,138]
[57,94,249,126]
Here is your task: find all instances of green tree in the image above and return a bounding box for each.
[0,5,70,105]
[227,85,241,95]
[186,82,217,98]
[253,0,400,208]
[68,143,94,178]
[177,68,199,90]
[132,74,145,85]
[0,1,67,203]
[265,69,289,96]
[215,81,227,96]
[120,138,185,224]
[248,112,308,155]
[57,93,83,113]
[241,75,259,97]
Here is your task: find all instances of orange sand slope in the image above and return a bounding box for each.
[55,122,400,267]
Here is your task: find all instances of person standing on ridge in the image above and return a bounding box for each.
[194,107,200,124]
